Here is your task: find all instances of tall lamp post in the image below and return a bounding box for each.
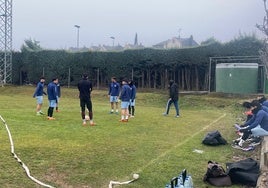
[110,36,115,47]
[74,25,80,49]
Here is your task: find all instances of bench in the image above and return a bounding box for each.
[257,136,268,187]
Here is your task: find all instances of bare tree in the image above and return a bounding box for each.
[257,0,268,77]
[257,0,268,35]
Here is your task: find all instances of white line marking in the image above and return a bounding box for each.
[136,113,227,173]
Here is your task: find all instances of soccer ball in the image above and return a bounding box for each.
[133,173,139,179]
[85,115,90,121]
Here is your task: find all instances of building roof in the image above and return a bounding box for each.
[153,35,199,49]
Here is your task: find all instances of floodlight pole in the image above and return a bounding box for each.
[74,25,80,49]
[110,36,115,47]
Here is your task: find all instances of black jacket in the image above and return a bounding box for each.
[169,83,178,101]
[78,78,92,99]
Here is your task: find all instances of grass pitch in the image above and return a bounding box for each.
[0,86,256,187]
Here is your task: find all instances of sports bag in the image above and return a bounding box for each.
[202,130,227,145]
[226,158,259,186]
[203,161,232,187]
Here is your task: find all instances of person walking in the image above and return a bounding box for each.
[33,76,46,115]
[78,74,95,126]
[47,78,58,120]
[163,80,180,117]
[119,79,131,122]
[108,77,120,114]
[128,80,136,117]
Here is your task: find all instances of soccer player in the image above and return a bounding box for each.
[33,76,46,115]
[128,80,136,117]
[119,79,131,122]
[47,78,59,120]
[108,77,120,114]
[78,74,95,126]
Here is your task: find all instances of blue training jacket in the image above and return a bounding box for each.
[130,84,136,100]
[120,84,131,102]
[244,110,268,131]
[47,82,58,100]
[108,82,120,96]
[33,82,45,97]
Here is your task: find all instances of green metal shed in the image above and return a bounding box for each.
[216,63,259,94]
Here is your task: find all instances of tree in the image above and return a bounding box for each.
[21,38,43,52]
[200,37,219,46]
[256,0,268,76]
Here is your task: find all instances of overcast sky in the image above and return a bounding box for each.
[13,0,265,50]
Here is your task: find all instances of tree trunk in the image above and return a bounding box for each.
[148,68,151,88]
[195,65,199,90]
[165,69,168,89]
[142,70,145,88]
[185,67,191,90]
[181,67,184,90]
[154,70,157,89]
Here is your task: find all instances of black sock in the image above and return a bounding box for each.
[50,107,54,117]
[48,107,54,117]
[132,106,135,116]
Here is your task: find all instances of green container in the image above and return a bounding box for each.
[216,63,258,94]
[265,78,268,94]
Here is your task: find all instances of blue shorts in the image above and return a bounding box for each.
[36,96,43,104]
[49,100,57,108]
[130,99,135,106]
[110,96,118,103]
[121,101,129,109]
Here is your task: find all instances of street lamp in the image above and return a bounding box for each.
[74,25,80,49]
[110,36,115,47]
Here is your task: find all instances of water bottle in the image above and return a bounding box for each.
[184,177,190,188]
[177,175,182,186]
[170,177,178,188]
[176,176,182,187]
[188,175,193,188]
[184,176,193,188]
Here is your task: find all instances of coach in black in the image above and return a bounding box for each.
[78,74,96,126]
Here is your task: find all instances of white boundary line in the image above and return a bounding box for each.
[0,115,55,188]
[136,113,227,173]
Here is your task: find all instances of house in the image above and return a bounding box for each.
[153,35,199,49]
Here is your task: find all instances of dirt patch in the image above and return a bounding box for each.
[43,168,92,188]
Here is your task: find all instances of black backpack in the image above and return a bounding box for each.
[202,130,227,146]
[226,158,259,186]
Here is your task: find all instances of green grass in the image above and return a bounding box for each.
[0,86,257,188]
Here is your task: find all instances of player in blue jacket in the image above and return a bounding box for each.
[119,79,131,122]
[47,78,58,120]
[33,76,46,115]
[108,77,120,114]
